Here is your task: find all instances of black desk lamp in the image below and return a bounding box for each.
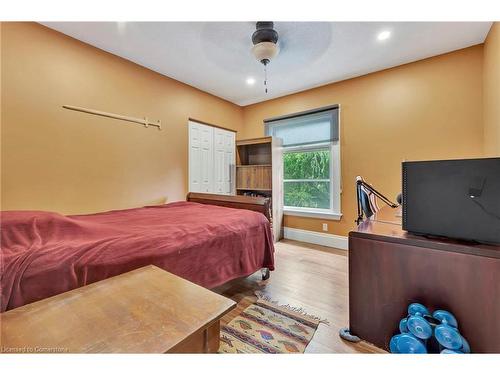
[356,176,399,225]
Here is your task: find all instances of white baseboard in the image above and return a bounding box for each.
[283,227,348,250]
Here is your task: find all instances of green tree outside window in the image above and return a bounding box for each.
[283,149,331,209]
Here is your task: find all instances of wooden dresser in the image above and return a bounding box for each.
[348,206,500,353]
[0,266,236,353]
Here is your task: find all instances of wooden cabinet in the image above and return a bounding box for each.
[348,206,500,353]
[0,266,236,353]
[236,165,272,191]
[236,137,283,241]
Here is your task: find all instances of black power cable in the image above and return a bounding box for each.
[470,198,500,222]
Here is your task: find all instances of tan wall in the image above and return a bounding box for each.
[241,46,485,236]
[1,22,243,214]
[483,22,500,156]
[0,23,489,238]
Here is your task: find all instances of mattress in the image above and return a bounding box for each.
[0,201,275,312]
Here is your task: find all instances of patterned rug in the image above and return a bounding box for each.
[219,296,325,354]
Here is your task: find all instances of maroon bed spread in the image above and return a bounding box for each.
[0,202,274,312]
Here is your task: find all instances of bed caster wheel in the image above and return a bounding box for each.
[261,268,270,280]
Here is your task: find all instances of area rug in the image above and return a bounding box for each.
[219,296,325,353]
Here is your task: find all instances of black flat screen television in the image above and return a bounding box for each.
[402,157,500,245]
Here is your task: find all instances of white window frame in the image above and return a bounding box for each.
[283,140,342,220]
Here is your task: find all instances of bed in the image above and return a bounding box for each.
[0,193,275,312]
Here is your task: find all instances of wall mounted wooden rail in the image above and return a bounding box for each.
[63,105,162,130]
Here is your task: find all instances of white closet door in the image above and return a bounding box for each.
[213,129,226,194]
[189,121,213,193]
[189,121,234,195]
[213,128,235,195]
[188,122,202,193]
[223,131,236,194]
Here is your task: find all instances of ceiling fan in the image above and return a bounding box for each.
[251,21,280,94]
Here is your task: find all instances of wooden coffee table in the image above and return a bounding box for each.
[0,265,236,353]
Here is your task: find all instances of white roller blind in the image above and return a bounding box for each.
[264,106,339,146]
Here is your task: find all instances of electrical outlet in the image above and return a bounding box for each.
[322,223,328,232]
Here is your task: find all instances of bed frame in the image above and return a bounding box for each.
[186,192,272,280]
[186,192,271,222]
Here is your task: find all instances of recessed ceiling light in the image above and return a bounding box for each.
[246,77,256,86]
[377,30,391,41]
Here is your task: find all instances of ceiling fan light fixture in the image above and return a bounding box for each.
[251,41,280,65]
[250,21,280,94]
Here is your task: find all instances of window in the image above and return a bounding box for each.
[284,146,331,209]
[265,106,341,220]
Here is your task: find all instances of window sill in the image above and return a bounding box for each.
[283,208,343,221]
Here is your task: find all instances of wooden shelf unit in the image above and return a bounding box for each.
[236,136,283,242]
[236,165,272,191]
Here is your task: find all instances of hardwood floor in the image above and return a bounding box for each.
[213,239,385,353]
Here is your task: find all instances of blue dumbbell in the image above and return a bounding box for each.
[433,310,458,328]
[408,303,430,317]
[390,334,401,353]
[460,335,471,353]
[405,303,433,340]
[432,309,463,350]
[396,333,427,354]
[407,315,433,340]
[399,317,409,333]
[434,325,463,350]
[441,349,464,354]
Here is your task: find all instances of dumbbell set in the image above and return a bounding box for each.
[390,303,471,354]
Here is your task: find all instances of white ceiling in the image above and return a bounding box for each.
[42,22,492,106]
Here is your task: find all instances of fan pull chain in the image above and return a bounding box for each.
[264,64,268,94]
